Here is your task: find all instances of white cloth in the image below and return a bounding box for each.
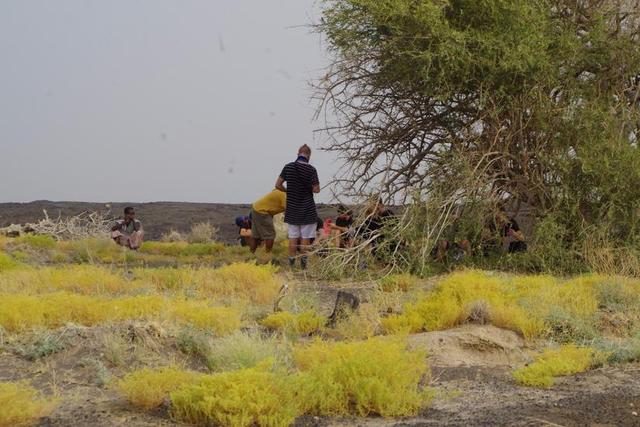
[287,223,317,239]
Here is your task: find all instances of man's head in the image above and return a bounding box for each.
[298,144,312,160]
[124,207,135,221]
[235,216,250,228]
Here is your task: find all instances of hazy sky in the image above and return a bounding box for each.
[0,0,335,203]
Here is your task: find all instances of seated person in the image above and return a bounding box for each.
[330,205,355,248]
[481,209,527,255]
[235,215,252,247]
[111,207,143,250]
[362,200,395,244]
[496,210,527,253]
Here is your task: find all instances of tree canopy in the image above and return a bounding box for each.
[317,0,640,247]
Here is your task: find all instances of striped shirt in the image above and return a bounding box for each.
[279,160,319,225]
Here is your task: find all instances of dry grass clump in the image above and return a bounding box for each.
[261,311,325,336]
[171,364,300,427]
[293,337,433,417]
[117,366,201,410]
[206,332,283,372]
[0,381,57,426]
[161,229,185,242]
[381,270,610,340]
[0,292,241,334]
[187,222,219,244]
[512,345,598,388]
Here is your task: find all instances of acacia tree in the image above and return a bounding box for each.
[316,0,640,245]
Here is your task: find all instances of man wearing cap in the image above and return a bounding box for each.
[111,207,144,250]
[250,189,286,254]
[235,215,252,247]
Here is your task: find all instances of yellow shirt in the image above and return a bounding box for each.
[252,190,286,216]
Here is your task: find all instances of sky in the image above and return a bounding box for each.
[0,0,335,203]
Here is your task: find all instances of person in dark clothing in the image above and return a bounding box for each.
[331,205,355,248]
[482,210,527,254]
[275,144,320,269]
[235,215,252,247]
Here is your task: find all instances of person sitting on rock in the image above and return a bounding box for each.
[235,215,252,247]
[111,207,143,250]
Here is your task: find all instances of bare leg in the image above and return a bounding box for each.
[288,238,298,257]
[264,239,274,253]
[249,238,259,253]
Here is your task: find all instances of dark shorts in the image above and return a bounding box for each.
[251,210,276,240]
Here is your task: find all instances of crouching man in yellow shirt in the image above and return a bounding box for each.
[250,189,286,253]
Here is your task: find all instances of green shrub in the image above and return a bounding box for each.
[206,332,282,372]
[0,252,18,272]
[18,234,56,250]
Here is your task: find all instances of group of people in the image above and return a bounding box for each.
[110,144,527,267]
[235,144,324,269]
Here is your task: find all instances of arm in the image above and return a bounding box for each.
[275,176,286,192]
[311,169,320,194]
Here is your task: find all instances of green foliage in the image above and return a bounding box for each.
[0,252,18,272]
[319,0,640,275]
[19,333,66,361]
[206,332,283,372]
[18,234,56,250]
[513,345,597,388]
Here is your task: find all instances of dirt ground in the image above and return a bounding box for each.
[0,201,339,243]
[1,320,638,426]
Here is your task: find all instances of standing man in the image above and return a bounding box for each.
[111,207,143,250]
[276,144,320,269]
[250,188,286,254]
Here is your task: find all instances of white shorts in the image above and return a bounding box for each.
[287,223,317,239]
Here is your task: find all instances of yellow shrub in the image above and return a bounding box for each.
[513,345,596,388]
[381,270,604,340]
[199,263,281,304]
[261,311,324,336]
[118,366,200,410]
[0,266,137,296]
[378,273,418,292]
[0,292,241,335]
[0,381,56,427]
[171,365,301,427]
[171,304,241,334]
[293,337,432,417]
